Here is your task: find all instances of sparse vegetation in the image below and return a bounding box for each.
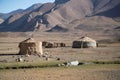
[0,64,120,80]
[0,33,120,80]
[93,60,120,64]
[0,61,63,69]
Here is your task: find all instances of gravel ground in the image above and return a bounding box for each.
[0,67,119,80]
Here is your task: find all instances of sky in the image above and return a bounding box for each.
[0,0,55,13]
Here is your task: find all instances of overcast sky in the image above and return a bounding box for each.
[0,0,55,13]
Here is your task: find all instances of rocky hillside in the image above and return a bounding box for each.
[0,0,120,32]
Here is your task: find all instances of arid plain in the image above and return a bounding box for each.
[0,32,120,80]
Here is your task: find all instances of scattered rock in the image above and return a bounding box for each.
[66,61,79,66]
[16,58,24,62]
[57,58,60,60]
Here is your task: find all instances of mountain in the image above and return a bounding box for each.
[0,2,55,31]
[92,0,120,17]
[47,24,68,32]
[24,3,42,12]
[0,3,42,20]
[0,0,120,33]
[0,9,24,20]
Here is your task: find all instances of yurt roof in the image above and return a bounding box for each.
[78,36,96,42]
[21,38,36,43]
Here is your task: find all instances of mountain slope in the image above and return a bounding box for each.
[0,9,24,20]
[0,3,42,21]
[95,2,120,17]
[25,3,42,12]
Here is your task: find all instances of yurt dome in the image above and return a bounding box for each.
[18,38,43,55]
[72,36,97,48]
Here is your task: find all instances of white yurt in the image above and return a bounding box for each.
[72,36,97,48]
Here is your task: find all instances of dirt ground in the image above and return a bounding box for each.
[0,33,120,62]
[0,65,120,80]
[0,32,120,62]
[0,32,120,80]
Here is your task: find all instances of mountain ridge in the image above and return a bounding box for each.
[0,3,42,20]
[0,9,24,20]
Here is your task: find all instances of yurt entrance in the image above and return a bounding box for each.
[72,41,89,48]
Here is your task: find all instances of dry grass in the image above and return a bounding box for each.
[0,32,120,80]
[0,32,120,61]
[0,64,120,80]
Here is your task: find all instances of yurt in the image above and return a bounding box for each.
[18,38,43,55]
[72,36,97,48]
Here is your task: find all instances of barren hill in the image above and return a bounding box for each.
[0,0,120,33]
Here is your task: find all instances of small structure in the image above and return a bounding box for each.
[18,38,43,55]
[72,36,97,48]
[42,41,54,48]
[42,41,66,48]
